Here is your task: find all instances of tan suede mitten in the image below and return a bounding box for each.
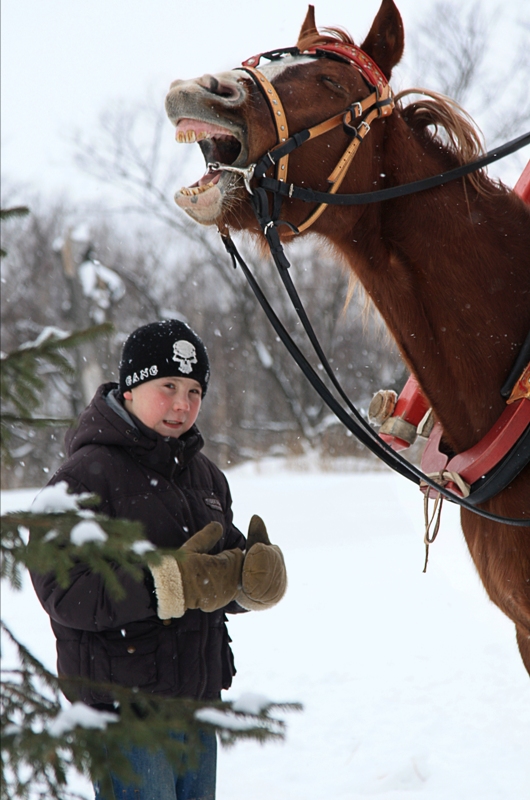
[149,522,244,619]
[236,515,287,611]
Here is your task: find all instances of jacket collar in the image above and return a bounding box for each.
[68,383,204,480]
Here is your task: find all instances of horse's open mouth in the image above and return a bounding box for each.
[175,118,242,200]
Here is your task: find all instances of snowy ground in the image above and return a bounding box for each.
[2,461,529,799]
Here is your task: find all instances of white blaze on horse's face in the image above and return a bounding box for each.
[249,54,315,81]
[164,55,315,225]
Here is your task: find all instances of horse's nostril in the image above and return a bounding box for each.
[198,74,239,100]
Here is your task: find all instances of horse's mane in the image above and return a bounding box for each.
[297,26,355,53]
[298,26,497,194]
[395,89,498,194]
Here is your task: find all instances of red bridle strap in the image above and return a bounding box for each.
[304,42,388,96]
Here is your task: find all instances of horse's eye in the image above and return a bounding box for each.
[321,76,347,96]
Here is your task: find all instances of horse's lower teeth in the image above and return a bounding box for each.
[179,182,215,196]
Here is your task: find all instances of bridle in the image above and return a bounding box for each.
[240,43,394,233]
[208,44,530,527]
[208,44,530,230]
[208,42,395,235]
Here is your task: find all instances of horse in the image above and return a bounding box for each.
[164,0,530,674]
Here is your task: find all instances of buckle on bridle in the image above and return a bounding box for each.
[207,162,256,195]
[350,101,363,119]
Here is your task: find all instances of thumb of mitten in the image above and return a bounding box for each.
[180,522,223,555]
[246,515,271,549]
[237,516,287,611]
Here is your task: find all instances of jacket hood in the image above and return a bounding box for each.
[65,383,203,478]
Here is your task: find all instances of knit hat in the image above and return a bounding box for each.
[119,320,210,396]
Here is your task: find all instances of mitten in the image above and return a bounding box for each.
[236,515,287,611]
[149,522,244,619]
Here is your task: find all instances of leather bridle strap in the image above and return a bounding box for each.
[240,66,290,183]
[240,61,394,233]
[294,84,394,233]
[260,130,530,208]
[294,107,376,233]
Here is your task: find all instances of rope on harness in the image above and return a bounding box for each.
[420,471,471,570]
[422,493,444,573]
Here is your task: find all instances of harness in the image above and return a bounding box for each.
[210,43,530,527]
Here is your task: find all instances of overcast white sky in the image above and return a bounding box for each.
[1,0,528,203]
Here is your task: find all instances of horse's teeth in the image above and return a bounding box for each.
[179,181,215,197]
[176,130,210,143]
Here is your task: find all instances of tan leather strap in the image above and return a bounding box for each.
[295,104,384,233]
[241,66,290,182]
[242,64,394,234]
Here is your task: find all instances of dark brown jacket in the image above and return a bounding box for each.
[30,383,246,706]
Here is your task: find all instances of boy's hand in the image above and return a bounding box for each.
[236,515,287,611]
[150,522,244,619]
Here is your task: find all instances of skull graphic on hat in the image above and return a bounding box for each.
[172,340,197,374]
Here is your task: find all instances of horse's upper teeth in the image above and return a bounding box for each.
[176,130,209,143]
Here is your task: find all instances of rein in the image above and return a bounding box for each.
[221,232,529,527]
[213,45,530,527]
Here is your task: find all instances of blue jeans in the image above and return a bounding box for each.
[93,730,217,800]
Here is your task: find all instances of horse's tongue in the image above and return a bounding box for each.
[198,171,221,187]
[175,118,233,140]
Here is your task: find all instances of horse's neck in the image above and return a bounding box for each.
[335,122,530,451]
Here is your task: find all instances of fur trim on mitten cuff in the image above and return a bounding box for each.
[149,555,185,619]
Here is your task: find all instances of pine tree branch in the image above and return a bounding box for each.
[1,621,301,800]
[1,324,113,459]
[1,504,153,597]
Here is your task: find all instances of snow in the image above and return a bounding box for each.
[18,326,70,350]
[131,540,156,555]
[2,462,529,799]
[78,260,125,307]
[231,692,271,715]
[30,481,91,514]
[48,703,118,737]
[70,520,107,546]
[255,340,273,369]
[195,707,273,733]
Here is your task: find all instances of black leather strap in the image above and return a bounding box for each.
[220,233,530,527]
[258,130,530,206]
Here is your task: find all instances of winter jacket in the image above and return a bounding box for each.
[30,383,246,706]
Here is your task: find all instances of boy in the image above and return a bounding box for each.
[30,319,287,800]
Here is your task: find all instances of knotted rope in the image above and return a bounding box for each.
[421,471,471,572]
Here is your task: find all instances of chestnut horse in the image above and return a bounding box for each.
[165,0,530,673]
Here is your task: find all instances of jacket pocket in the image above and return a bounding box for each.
[92,631,159,689]
[111,636,158,688]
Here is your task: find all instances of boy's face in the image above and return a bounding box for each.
[123,376,202,438]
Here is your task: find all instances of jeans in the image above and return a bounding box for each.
[93,730,217,800]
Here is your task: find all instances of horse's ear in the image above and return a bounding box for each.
[297,5,318,48]
[361,0,404,79]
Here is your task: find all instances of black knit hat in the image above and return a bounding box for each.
[119,320,210,396]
